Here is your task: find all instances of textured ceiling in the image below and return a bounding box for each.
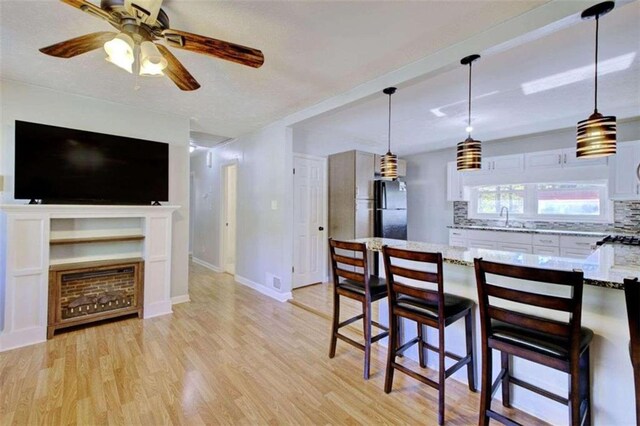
[1,0,547,139]
[293,0,640,156]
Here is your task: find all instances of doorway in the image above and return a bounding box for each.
[292,154,327,289]
[222,163,237,275]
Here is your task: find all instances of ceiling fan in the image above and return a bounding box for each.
[39,0,264,91]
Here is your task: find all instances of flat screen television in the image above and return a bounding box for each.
[14,120,169,205]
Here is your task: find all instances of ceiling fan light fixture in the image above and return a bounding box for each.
[139,41,168,76]
[104,33,134,73]
[576,1,617,159]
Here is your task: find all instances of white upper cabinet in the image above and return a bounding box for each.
[492,154,525,172]
[609,141,640,200]
[526,149,564,170]
[447,161,465,201]
[478,154,524,175]
[562,148,608,168]
[526,148,607,171]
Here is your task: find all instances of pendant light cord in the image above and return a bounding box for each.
[387,92,392,153]
[594,15,599,112]
[467,61,472,137]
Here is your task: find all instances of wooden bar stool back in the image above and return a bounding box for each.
[382,245,476,425]
[474,258,592,426]
[624,277,640,425]
[328,238,389,379]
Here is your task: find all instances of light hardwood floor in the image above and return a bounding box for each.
[0,263,546,425]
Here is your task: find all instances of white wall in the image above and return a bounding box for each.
[190,122,294,297]
[406,117,640,244]
[0,80,191,299]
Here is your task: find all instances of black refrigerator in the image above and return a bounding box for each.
[374,180,407,240]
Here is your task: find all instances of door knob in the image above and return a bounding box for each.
[319,226,324,231]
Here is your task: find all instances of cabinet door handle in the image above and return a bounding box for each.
[558,154,562,165]
[564,153,567,164]
[636,163,640,180]
[540,239,553,243]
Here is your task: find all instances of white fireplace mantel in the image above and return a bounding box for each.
[0,204,179,351]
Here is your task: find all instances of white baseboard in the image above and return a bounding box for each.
[171,294,190,305]
[191,257,222,272]
[235,275,292,302]
[143,300,173,318]
[0,326,46,352]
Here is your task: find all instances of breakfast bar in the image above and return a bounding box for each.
[352,237,639,426]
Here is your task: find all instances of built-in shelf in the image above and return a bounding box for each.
[49,234,145,245]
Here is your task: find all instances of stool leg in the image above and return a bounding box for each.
[465,310,477,392]
[418,323,426,368]
[479,347,492,426]
[438,325,446,425]
[384,311,397,393]
[569,350,581,426]
[579,346,592,426]
[501,352,511,408]
[329,289,339,358]
[363,300,372,380]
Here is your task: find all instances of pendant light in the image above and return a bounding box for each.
[576,1,617,158]
[457,54,482,171]
[380,87,398,179]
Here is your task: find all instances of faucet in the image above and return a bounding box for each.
[500,206,509,227]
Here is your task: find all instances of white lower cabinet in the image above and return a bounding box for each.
[533,245,560,256]
[560,247,593,258]
[468,239,497,250]
[449,229,601,259]
[497,242,532,254]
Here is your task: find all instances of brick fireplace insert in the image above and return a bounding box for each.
[48,258,144,338]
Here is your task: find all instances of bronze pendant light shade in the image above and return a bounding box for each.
[457,54,482,171]
[576,1,617,158]
[381,87,399,179]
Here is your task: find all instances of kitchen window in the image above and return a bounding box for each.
[469,181,611,222]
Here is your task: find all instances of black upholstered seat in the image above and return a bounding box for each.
[396,293,473,319]
[491,320,593,359]
[338,276,387,298]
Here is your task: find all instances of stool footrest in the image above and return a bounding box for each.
[339,314,364,328]
[509,376,568,405]
[371,331,390,344]
[424,342,464,361]
[491,368,508,398]
[392,361,439,390]
[445,353,472,378]
[371,320,389,331]
[396,336,420,356]
[335,333,365,351]
[486,410,522,426]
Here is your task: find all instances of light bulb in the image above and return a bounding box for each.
[104,33,134,73]
[139,41,168,76]
[465,126,473,133]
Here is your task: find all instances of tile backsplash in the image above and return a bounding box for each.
[453,201,640,234]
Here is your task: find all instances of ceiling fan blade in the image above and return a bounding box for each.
[61,0,114,23]
[156,44,201,91]
[39,31,117,58]
[162,29,264,68]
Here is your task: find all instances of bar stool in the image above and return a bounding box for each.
[624,277,640,425]
[474,258,593,426]
[328,239,389,379]
[382,245,476,425]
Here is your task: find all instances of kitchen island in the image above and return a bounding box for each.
[351,237,639,425]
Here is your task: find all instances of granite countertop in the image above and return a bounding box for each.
[447,225,609,238]
[351,237,639,290]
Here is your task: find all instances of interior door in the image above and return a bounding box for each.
[293,155,326,289]
[223,164,237,274]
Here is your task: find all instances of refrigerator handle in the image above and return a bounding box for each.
[383,182,387,209]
